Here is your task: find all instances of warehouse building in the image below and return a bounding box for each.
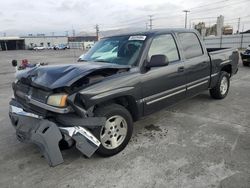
[0,37,25,51]
[68,36,97,49]
[21,34,68,49]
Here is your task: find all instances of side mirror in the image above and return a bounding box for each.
[12,60,17,67]
[146,54,169,68]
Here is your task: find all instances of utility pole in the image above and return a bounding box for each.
[183,10,190,29]
[146,22,148,30]
[237,17,240,34]
[149,15,153,30]
[95,24,100,41]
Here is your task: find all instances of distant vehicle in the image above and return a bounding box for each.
[240,45,250,66]
[54,44,69,50]
[47,46,54,50]
[33,46,45,50]
[86,43,94,50]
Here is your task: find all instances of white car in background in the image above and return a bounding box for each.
[33,46,46,50]
[86,44,94,49]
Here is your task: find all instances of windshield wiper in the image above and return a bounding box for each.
[78,59,88,62]
[93,59,111,63]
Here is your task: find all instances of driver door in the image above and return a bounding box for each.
[141,34,186,115]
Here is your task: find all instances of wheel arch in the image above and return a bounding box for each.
[95,95,140,121]
[221,64,232,76]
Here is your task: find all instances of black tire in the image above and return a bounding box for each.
[243,61,249,66]
[92,104,133,157]
[210,71,230,99]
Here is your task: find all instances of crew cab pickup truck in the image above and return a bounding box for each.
[9,29,239,166]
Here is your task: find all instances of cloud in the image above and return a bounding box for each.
[0,0,249,35]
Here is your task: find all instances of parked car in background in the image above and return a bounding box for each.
[47,46,54,50]
[86,43,94,50]
[240,45,250,66]
[54,44,69,50]
[33,46,45,50]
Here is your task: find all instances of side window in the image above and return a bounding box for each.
[178,32,203,59]
[148,34,179,63]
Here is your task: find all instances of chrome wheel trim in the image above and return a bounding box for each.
[100,115,128,149]
[220,76,228,95]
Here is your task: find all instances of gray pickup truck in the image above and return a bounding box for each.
[9,29,239,166]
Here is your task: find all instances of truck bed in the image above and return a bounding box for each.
[207,48,232,54]
[207,47,239,76]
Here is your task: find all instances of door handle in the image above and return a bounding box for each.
[178,66,185,72]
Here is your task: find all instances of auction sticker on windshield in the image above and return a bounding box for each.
[128,36,146,41]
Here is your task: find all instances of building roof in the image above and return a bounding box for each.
[20,36,67,38]
[0,36,24,41]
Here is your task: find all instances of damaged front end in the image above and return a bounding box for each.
[9,62,130,166]
[9,100,105,166]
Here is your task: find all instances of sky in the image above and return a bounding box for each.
[0,0,250,36]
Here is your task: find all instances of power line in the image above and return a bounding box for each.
[189,0,249,15]
[88,0,250,31]
[189,0,230,10]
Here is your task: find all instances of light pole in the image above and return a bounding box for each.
[149,15,153,30]
[183,10,190,29]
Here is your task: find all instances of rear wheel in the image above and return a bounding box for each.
[210,71,230,99]
[93,104,133,157]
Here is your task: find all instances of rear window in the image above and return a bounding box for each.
[178,33,203,59]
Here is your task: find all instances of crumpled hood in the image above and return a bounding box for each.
[16,62,130,89]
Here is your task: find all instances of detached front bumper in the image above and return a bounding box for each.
[9,99,104,167]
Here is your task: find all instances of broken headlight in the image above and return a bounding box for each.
[47,93,68,107]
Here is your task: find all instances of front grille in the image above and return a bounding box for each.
[14,81,51,103]
[13,81,51,116]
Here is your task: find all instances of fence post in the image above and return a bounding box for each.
[220,34,223,48]
[240,33,244,49]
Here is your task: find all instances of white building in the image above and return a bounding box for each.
[21,35,68,49]
[216,15,224,36]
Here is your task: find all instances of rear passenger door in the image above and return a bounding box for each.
[178,32,210,97]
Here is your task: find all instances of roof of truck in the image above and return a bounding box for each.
[103,28,198,38]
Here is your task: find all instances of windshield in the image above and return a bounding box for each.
[80,36,146,66]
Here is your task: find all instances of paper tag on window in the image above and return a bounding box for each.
[128,36,146,41]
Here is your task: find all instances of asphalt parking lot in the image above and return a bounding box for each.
[0,49,250,188]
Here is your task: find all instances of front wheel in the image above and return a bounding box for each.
[92,104,133,157]
[210,71,230,99]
